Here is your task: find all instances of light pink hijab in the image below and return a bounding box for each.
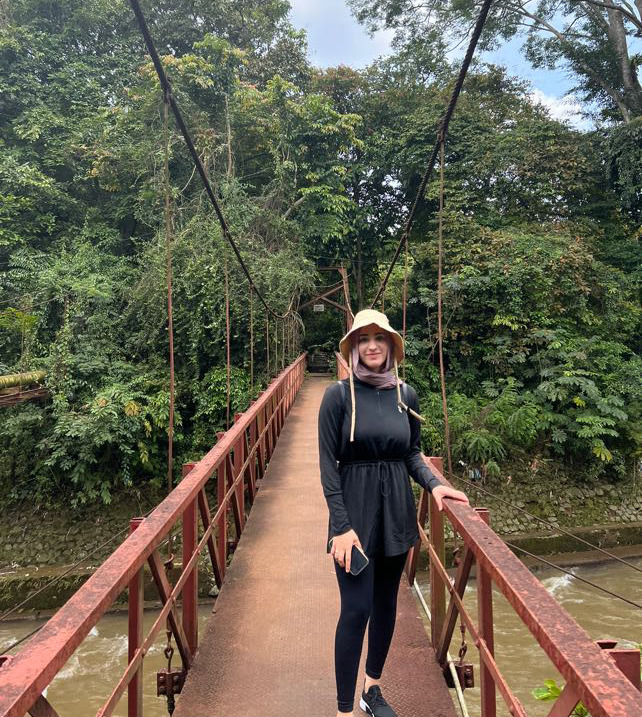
[350,333,399,389]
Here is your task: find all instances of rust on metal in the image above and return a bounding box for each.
[0,355,306,717]
[475,507,497,717]
[421,526,529,717]
[157,667,185,698]
[181,471,198,655]
[174,377,457,717]
[429,456,446,647]
[197,489,223,588]
[435,545,474,665]
[425,459,642,717]
[127,518,144,717]
[148,548,193,667]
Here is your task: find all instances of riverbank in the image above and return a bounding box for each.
[1,471,640,614]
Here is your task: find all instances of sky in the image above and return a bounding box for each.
[288,0,586,128]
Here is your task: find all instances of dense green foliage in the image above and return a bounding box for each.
[0,0,640,505]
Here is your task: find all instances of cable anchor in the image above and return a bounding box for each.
[454,620,474,689]
[157,623,184,714]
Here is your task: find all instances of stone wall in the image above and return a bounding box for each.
[2,474,640,571]
[1,475,640,614]
[450,473,642,536]
[0,492,161,570]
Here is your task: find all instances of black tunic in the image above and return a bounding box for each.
[318,376,441,557]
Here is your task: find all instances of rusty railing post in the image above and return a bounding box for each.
[128,517,145,717]
[277,382,284,433]
[475,507,496,717]
[216,431,227,581]
[546,641,641,717]
[233,413,246,532]
[266,397,274,460]
[257,402,266,480]
[406,488,429,584]
[182,463,198,655]
[248,401,258,500]
[429,456,446,648]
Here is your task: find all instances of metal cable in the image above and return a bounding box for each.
[0,624,42,654]
[0,507,169,653]
[0,519,145,627]
[370,0,495,308]
[413,580,470,717]
[455,474,642,574]
[502,541,642,610]
[127,0,294,320]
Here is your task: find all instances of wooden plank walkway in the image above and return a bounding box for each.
[175,376,457,717]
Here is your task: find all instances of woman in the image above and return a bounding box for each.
[318,309,469,717]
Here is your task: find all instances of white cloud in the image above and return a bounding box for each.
[288,0,393,68]
[530,89,591,130]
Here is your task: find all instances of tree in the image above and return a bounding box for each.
[349,0,642,123]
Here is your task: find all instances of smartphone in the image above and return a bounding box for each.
[328,538,370,576]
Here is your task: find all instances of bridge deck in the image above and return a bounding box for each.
[175,376,457,717]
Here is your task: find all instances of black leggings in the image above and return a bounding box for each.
[333,550,408,713]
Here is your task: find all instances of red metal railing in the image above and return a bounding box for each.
[0,354,307,717]
[335,352,641,717]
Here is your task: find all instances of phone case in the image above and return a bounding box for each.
[349,544,369,575]
[328,538,370,576]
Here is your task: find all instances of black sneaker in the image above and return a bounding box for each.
[359,685,398,717]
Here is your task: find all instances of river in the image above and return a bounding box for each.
[416,555,641,717]
[1,557,640,716]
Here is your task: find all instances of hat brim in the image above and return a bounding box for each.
[339,310,404,364]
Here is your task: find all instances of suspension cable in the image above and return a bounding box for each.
[436,139,454,481]
[127,0,294,321]
[163,92,176,561]
[0,507,151,626]
[402,236,408,382]
[455,474,642,574]
[224,251,231,430]
[370,0,495,308]
[249,288,254,395]
[265,317,270,378]
[503,541,642,610]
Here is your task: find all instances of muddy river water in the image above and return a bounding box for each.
[1,556,640,717]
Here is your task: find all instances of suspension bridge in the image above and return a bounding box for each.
[1,0,641,715]
[1,353,641,717]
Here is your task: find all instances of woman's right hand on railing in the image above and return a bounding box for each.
[329,529,362,572]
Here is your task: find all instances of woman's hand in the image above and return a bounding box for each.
[329,529,362,573]
[431,485,469,512]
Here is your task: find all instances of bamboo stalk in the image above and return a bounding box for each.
[0,371,46,389]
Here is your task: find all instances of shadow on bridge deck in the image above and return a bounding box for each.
[175,376,457,717]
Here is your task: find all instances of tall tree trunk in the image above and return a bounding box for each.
[506,2,633,122]
[606,8,642,115]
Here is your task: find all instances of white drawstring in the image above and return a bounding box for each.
[394,358,425,422]
[349,352,357,442]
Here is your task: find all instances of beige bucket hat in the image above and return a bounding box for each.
[338,309,423,442]
[339,309,404,364]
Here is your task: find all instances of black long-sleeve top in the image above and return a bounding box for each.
[318,376,441,557]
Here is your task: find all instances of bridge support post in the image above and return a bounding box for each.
[545,641,641,717]
[406,489,428,585]
[182,463,198,656]
[128,517,145,717]
[429,457,446,648]
[216,432,227,581]
[248,401,258,500]
[475,507,496,717]
[233,414,247,532]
